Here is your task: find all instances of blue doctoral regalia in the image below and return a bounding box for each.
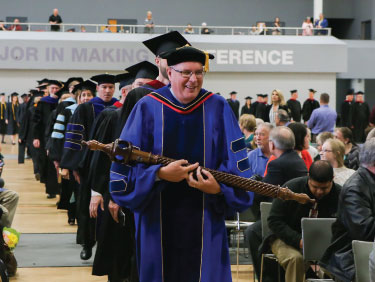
[110,86,253,282]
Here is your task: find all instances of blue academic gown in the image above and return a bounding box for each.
[110,86,253,282]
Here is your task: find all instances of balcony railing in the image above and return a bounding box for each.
[0,22,332,36]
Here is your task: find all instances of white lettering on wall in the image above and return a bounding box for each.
[208,49,294,65]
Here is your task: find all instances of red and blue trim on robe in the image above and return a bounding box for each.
[110,85,253,282]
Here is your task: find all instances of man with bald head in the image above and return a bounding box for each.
[49,8,62,31]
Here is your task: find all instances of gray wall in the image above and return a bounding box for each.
[0,0,313,28]
[324,0,354,19]
[345,0,373,39]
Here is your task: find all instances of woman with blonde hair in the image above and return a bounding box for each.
[320,138,355,186]
[266,89,290,125]
[239,114,256,150]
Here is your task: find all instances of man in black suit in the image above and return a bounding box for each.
[245,126,308,282]
[226,91,240,120]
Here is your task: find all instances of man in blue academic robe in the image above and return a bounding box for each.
[110,46,253,282]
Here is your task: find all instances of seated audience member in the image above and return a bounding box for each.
[9,19,22,31]
[320,138,355,186]
[0,178,19,227]
[80,26,86,32]
[0,21,7,31]
[307,128,319,159]
[315,131,334,160]
[256,118,264,128]
[257,22,267,35]
[314,13,328,35]
[302,17,313,36]
[320,138,375,282]
[144,10,154,33]
[247,123,273,177]
[246,126,308,282]
[288,123,313,170]
[334,127,359,170]
[239,114,256,150]
[267,160,341,282]
[184,23,194,34]
[272,17,281,35]
[275,109,290,126]
[201,22,212,34]
[249,25,259,35]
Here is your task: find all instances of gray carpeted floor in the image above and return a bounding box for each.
[14,233,251,268]
[14,233,95,268]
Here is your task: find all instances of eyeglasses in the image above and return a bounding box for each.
[170,66,205,78]
[321,149,333,153]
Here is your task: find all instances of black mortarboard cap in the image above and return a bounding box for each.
[125,61,158,80]
[160,46,214,72]
[55,87,70,98]
[74,80,97,94]
[261,94,268,98]
[90,74,117,85]
[355,91,364,95]
[290,89,297,93]
[230,91,237,95]
[21,93,27,98]
[308,89,316,93]
[10,92,19,97]
[256,94,263,97]
[0,93,5,96]
[29,89,39,95]
[346,88,354,95]
[245,96,252,100]
[33,91,44,98]
[48,80,64,88]
[143,31,191,57]
[65,77,84,87]
[37,78,49,85]
[37,84,47,90]
[117,73,135,90]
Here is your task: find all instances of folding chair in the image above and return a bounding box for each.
[352,240,373,282]
[301,218,335,282]
[259,202,281,282]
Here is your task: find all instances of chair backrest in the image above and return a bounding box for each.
[301,218,336,262]
[260,202,273,239]
[239,207,256,223]
[352,240,373,282]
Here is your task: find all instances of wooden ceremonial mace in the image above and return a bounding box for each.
[82,139,315,205]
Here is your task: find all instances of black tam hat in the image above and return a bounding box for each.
[143,31,191,56]
[117,73,135,90]
[90,74,117,85]
[125,61,158,80]
[160,46,214,72]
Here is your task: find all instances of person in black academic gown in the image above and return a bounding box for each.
[0,94,7,143]
[226,91,240,120]
[340,88,354,128]
[240,96,252,116]
[249,94,262,117]
[59,73,125,261]
[7,93,20,145]
[352,91,370,143]
[18,89,44,173]
[32,80,63,198]
[256,94,269,121]
[17,93,30,163]
[287,89,301,122]
[302,88,320,123]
